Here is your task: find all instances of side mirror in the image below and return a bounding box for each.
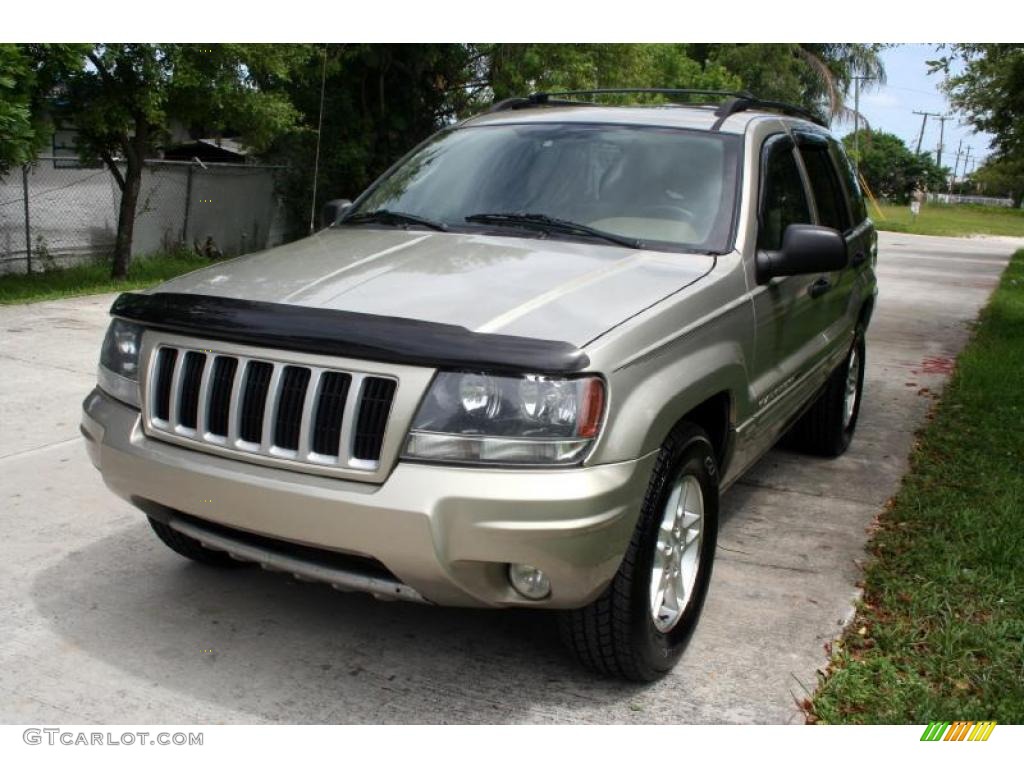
[320,199,352,229]
[756,224,847,283]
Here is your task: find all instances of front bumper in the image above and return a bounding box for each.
[82,388,656,609]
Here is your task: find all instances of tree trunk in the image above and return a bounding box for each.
[111,157,142,279]
[111,125,148,280]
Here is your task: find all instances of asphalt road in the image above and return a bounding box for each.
[0,232,1017,724]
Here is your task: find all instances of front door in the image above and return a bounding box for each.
[744,133,835,458]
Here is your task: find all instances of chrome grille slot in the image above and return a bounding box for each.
[153,348,178,422]
[178,351,206,430]
[206,356,237,437]
[312,372,350,457]
[353,377,397,461]
[273,366,310,451]
[144,341,400,478]
[239,361,273,444]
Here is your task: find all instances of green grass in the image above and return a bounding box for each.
[871,202,1024,238]
[0,252,212,305]
[810,249,1024,724]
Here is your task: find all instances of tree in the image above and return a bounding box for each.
[0,44,82,174]
[271,44,475,240]
[970,156,1024,204]
[937,45,1024,161]
[475,44,740,104]
[50,44,309,277]
[935,45,1024,205]
[0,45,40,173]
[472,44,885,120]
[843,129,947,201]
[688,44,886,122]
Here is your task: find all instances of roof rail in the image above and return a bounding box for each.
[488,88,754,113]
[487,88,827,128]
[487,94,593,113]
[712,96,827,128]
[536,88,756,101]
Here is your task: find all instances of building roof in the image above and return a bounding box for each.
[162,138,249,163]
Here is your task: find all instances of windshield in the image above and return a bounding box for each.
[350,123,742,253]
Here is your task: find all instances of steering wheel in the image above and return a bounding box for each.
[634,204,697,223]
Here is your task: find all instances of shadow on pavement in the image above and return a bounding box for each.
[31,520,640,723]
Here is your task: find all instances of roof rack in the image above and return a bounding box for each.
[487,87,827,129]
[488,88,753,113]
[712,95,826,128]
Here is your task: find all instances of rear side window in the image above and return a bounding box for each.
[829,140,868,225]
[798,142,851,232]
[759,137,811,251]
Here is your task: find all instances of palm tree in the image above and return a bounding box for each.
[686,43,887,125]
[797,44,887,123]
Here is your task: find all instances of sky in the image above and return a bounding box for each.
[834,44,994,178]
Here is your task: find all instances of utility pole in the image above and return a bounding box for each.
[912,110,940,154]
[962,146,972,183]
[851,75,874,173]
[935,114,951,169]
[950,139,963,192]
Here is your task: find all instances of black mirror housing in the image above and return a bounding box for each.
[320,199,353,229]
[757,224,847,282]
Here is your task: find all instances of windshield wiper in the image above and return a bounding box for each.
[342,209,448,232]
[465,212,645,250]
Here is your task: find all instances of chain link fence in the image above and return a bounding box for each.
[0,158,290,275]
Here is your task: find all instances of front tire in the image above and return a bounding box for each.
[558,422,719,681]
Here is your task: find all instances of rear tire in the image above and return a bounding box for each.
[558,422,719,681]
[148,517,249,568]
[787,326,866,457]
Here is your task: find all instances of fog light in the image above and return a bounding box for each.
[508,563,551,600]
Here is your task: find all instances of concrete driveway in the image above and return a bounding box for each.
[0,231,1016,724]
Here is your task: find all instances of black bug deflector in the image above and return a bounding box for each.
[110,292,591,375]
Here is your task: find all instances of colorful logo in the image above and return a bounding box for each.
[921,721,997,741]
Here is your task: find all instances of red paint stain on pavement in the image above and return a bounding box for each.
[919,356,956,375]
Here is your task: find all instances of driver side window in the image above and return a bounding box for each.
[758,137,812,251]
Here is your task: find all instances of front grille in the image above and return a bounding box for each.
[146,342,398,473]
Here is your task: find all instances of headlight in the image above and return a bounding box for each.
[97,319,143,407]
[402,372,605,466]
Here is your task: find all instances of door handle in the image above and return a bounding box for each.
[850,251,867,267]
[808,277,831,298]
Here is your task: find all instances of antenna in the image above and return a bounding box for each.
[308,45,328,234]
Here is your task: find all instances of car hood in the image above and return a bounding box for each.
[155,228,715,347]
